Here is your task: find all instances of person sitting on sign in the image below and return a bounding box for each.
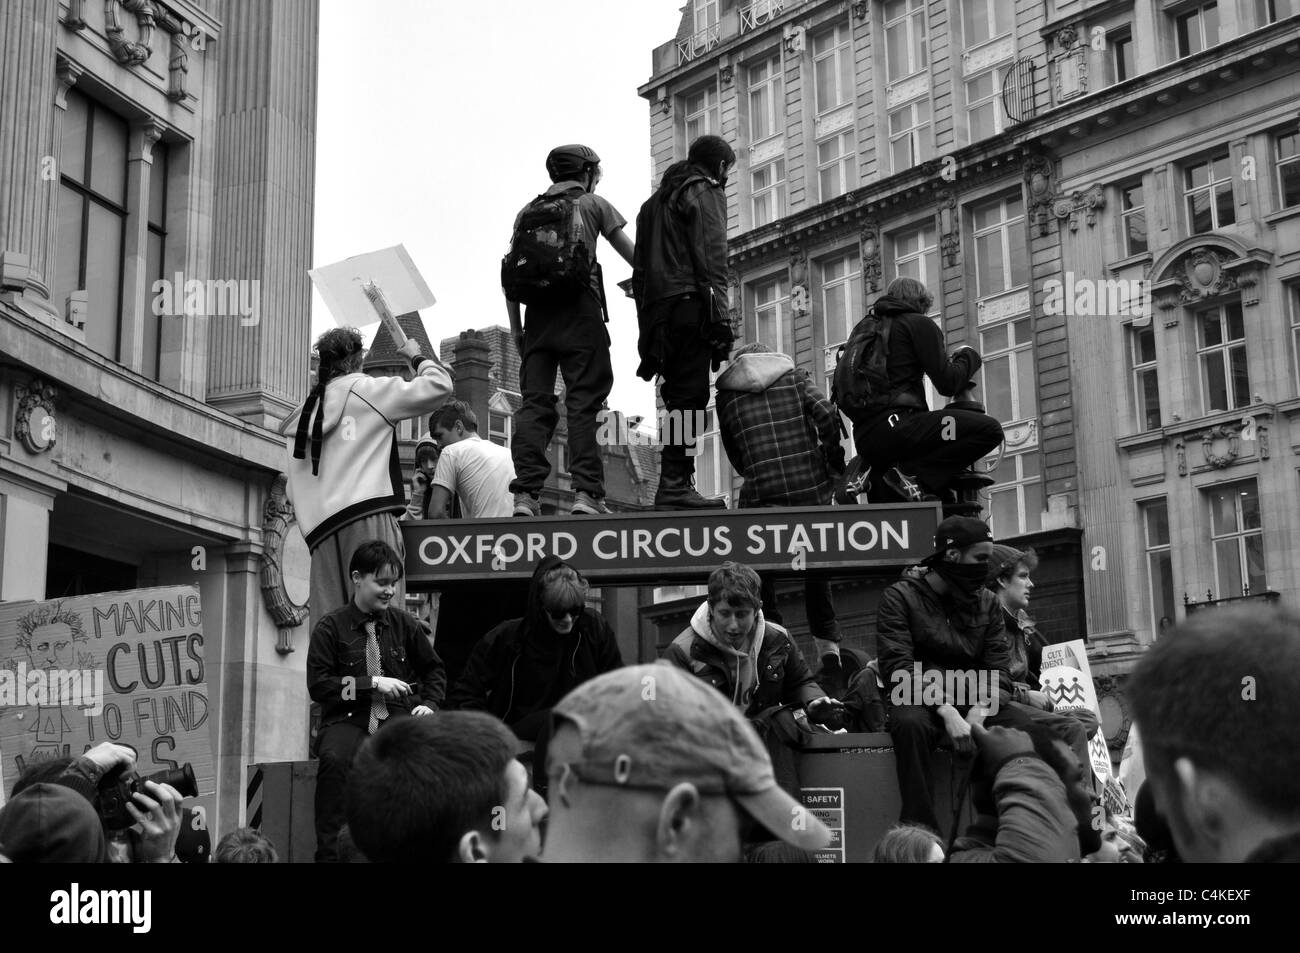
[983,544,1098,782]
[306,540,446,863]
[447,556,622,791]
[661,561,845,797]
[284,325,453,629]
[713,342,847,679]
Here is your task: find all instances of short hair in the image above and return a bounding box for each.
[989,547,1040,589]
[11,757,74,797]
[540,564,589,615]
[314,327,365,386]
[884,276,934,314]
[349,540,404,580]
[688,134,736,170]
[732,342,775,358]
[746,841,817,863]
[872,824,943,863]
[707,561,762,610]
[214,827,278,863]
[1128,606,1300,821]
[430,400,479,434]
[345,712,517,863]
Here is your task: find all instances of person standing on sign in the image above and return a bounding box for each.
[632,135,737,510]
[501,144,635,517]
[306,540,446,863]
[284,326,453,628]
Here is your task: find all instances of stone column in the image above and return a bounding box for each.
[118,120,165,373]
[452,331,494,432]
[0,0,60,310]
[0,481,56,600]
[206,0,319,427]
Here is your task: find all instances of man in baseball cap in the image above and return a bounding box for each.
[541,664,831,862]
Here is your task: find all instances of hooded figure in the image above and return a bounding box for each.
[447,556,624,731]
[0,782,107,863]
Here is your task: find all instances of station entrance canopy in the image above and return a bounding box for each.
[401,503,943,588]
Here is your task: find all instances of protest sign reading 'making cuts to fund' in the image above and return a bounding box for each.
[0,585,213,813]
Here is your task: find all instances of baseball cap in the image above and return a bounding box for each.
[933,516,993,553]
[551,663,831,851]
[0,782,107,863]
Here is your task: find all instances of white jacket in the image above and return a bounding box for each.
[282,357,453,549]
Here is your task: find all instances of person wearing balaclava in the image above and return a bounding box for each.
[876,516,1046,833]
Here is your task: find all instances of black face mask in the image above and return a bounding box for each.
[931,561,988,605]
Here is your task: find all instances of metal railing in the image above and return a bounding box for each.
[677,22,723,64]
[740,0,798,33]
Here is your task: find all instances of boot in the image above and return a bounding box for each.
[654,444,726,510]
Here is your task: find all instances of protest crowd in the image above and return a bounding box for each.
[3,138,1298,865]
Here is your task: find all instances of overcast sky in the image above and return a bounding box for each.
[311,0,686,423]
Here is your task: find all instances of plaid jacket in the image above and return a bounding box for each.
[716,351,845,508]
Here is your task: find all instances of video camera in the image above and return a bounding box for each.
[96,762,199,831]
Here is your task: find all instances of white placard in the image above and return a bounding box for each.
[309,244,435,328]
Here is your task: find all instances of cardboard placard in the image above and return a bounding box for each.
[309,244,435,328]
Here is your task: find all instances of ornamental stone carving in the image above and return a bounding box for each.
[14,379,59,455]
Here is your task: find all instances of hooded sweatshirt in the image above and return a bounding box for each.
[715,350,844,508]
[447,555,623,724]
[281,359,453,549]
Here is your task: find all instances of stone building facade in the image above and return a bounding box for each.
[0,0,319,827]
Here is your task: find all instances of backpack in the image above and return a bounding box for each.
[501,187,592,305]
[830,306,897,425]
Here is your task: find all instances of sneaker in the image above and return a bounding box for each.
[881,467,925,502]
[570,491,610,515]
[512,492,540,517]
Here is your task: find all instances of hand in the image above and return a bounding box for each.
[1024,690,1053,711]
[128,781,183,863]
[940,707,976,757]
[83,742,136,776]
[412,470,429,491]
[965,706,991,728]
[397,338,423,361]
[971,723,1035,764]
[412,705,435,717]
[806,697,847,729]
[373,676,413,700]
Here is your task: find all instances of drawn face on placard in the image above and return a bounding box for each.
[27,621,76,672]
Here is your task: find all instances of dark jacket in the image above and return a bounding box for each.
[716,350,845,508]
[876,572,1013,712]
[662,603,824,717]
[860,294,983,429]
[949,755,1082,863]
[633,160,731,379]
[307,601,446,730]
[1244,830,1300,862]
[1002,605,1051,692]
[447,557,623,725]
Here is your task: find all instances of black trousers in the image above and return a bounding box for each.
[854,408,1003,493]
[510,297,613,497]
[314,720,369,863]
[656,296,713,413]
[759,574,840,644]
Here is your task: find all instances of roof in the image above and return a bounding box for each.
[363,311,435,372]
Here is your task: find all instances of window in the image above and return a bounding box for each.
[821,252,864,378]
[693,0,719,33]
[684,85,719,142]
[748,56,784,143]
[1291,286,1300,394]
[1140,499,1177,634]
[1175,2,1219,58]
[1130,323,1161,430]
[489,410,511,447]
[1276,128,1300,210]
[885,0,928,83]
[972,195,1028,298]
[817,131,857,201]
[985,451,1042,537]
[813,23,854,114]
[751,158,786,226]
[752,276,789,352]
[1207,480,1266,597]
[55,89,128,361]
[892,222,941,406]
[143,142,168,382]
[961,0,1011,48]
[1256,0,1296,25]
[889,98,931,173]
[1184,153,1235,232]
[696,391,729,506]
[1197,302,1250,413]
[1121,182,1148,256]
[1112,31,1135,84]
[965,69,1006,142]
[556,442,569,475]
[979,316,1036,424]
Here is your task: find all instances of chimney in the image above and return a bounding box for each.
[452,330,494,430]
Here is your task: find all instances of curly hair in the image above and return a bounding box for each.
[15,603,87,652]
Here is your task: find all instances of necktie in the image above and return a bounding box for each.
[365,619,388,734]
